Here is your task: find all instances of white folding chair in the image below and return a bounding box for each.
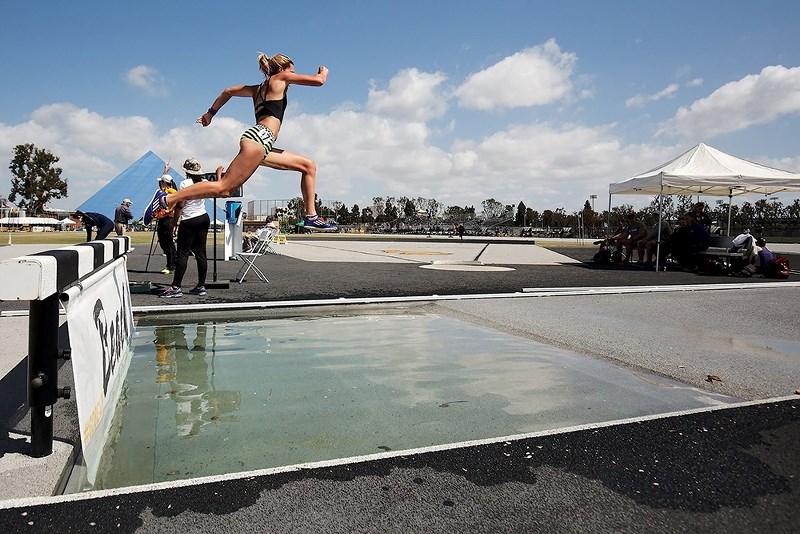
[263,225,282,255]
[234,227,275,283]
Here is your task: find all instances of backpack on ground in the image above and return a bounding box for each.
[763,256,790,279]
[593,248,611,264]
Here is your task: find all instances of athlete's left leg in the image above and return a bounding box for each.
[262,148,318,216]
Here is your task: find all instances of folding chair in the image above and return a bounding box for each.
[234,227,275,283]
[263,226,282,255]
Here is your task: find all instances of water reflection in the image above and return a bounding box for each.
[153,324,241,437]
[90,312,739,491]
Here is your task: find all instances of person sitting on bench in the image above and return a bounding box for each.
[615,212,647,264]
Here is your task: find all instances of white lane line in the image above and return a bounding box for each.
[3,395,795,509]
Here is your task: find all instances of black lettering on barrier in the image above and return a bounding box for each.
[93,292,131,396]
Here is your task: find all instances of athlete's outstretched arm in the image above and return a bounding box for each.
[274,66,329,87]
[196,84,258,126]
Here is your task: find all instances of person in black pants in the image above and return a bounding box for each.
[71,210,114,241]
[153,170,178,274]
[160,162,210,298]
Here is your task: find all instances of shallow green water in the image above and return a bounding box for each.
[90,310,737,490]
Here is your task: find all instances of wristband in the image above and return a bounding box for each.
[207,107,218,116]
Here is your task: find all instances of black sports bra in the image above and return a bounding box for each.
[254,80,287,122]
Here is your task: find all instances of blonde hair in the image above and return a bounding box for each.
[257,52,293,77]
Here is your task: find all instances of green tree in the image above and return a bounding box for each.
[647,195,676,223]
[384,197,399,221]
[360,206,373,223]
[481,198,505,219]
[372,196,385,220]
[581,199,592,222]
[287,196,305,219]
[515,201,527,226]
[787,199,800,225]
[737,201,756,229]
[331,201,349,223]
[400,196,416,218]
[528,209,539,227]
[541,209,554,228]
[416,197,441,219]
[445,205,466,219]
[8,143,68,214]
[675,195,695,216]
[609,204,634,228]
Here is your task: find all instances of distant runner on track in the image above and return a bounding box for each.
[153,52,337,232]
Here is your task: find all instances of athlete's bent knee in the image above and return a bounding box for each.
[302,159,317,177]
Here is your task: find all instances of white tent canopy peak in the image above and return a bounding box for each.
[610,143,800,197]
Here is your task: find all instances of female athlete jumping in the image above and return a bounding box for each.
[155,53,336,231]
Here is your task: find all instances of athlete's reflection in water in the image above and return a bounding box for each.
[153,323,240,437]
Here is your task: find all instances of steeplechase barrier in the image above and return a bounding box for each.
[0,237,133,461]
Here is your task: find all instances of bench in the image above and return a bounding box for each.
[697,235,750,270]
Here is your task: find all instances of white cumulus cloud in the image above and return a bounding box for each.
[455,38,577,111]
[367,68,449,121]
[125,65,169,97]
[659,65,800,139]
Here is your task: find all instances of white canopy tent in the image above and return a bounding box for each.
[608,143,800,270]
[611,143,800,198]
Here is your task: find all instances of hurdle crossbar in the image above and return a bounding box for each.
[0,236,132,457]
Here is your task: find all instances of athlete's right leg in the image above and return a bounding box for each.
[163,140,264,207]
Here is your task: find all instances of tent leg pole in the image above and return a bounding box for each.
[655,188,663,272]
[727,192,733,237]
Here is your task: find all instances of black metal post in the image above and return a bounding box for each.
[213,198,218,282]
[28,293,60,457]
[144,223,158,272]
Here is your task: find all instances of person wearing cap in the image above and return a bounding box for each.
[159,159,211,298]
[152,52,337,231]
[114,198,134,236]
[154,164,178,274]
[70,210,114,241]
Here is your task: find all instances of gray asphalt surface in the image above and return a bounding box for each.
[1,236,798,533]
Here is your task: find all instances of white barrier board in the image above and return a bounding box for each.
[63,256,134,485]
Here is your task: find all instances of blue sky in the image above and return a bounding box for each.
[1,0,799,215]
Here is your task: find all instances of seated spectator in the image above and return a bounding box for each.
[753,238,774,271]
[729,231,757,273]
[692,202,712,233]
[670,212,710,271]
[639,218,672,269]
[615,213,647,264]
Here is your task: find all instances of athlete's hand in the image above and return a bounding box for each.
[197,112,213,127]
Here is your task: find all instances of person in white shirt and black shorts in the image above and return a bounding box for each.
[160,159,211,298]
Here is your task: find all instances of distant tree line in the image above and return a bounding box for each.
[6,143,800,236]
[280,192,800,237]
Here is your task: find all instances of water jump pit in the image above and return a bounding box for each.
[72,303,738,492]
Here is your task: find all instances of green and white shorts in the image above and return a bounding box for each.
[241,124,276,159]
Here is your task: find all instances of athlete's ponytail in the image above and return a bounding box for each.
[257,52,293,77]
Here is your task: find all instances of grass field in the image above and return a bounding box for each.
[0,230,215,247]
[8,229,794,249]
[0,230,600,250]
